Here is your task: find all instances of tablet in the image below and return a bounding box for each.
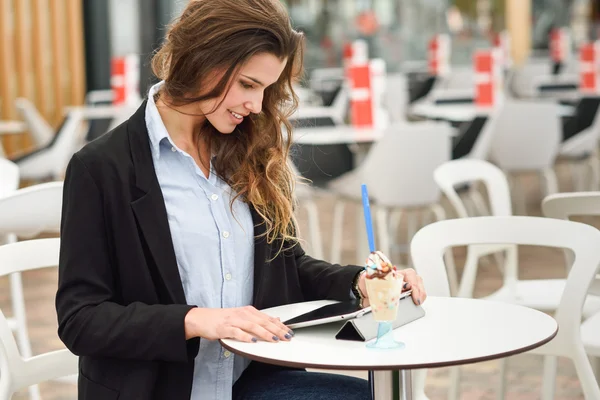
[283,290,412,329]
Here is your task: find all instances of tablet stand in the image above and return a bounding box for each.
[335,296,425,342]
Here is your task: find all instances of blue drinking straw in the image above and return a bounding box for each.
[361,184,376,253]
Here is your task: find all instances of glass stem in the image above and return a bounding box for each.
[374,321,395,346]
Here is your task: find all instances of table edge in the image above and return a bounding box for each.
[219,325,558,371]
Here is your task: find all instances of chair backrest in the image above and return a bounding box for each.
[0,182,63,238]
[434,159,512,218]
[542,191,600,271]
[560,97,600,154]
[359,121,451,207]
[490,100,561,170]
[14,98,54,147]
[15,110,85,180]
[0,158,19,198]
[0,238,78,397]
[410,216,600,399]
[542,191,600,220]
[466,102,505,161]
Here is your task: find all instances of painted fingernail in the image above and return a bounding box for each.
[284,334,292,340]
[417,299,421,305]
[251,337,258,343]
[272,335,280,341]
[403,282,408,289]
[288,330,295,337]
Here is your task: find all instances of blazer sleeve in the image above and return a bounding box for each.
[292,241,363,301]
[56,154,199,363]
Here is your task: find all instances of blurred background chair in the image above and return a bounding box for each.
[489,101,562,215]
[411,216,600,400]
[327,121,458,291]
[0,238,78,400]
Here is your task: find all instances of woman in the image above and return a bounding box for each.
[56,1,426,399]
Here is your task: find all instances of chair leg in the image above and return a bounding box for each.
[469,188,491,216]
[497,358,508,400]
[507,173,527,216]
[10,272,33,360]
[568,162,586,192]
[447,367,461,400]
[572,349,600,400]
[541,355,557,400]
[330,200,346,264]
[389,210,405,264]
[412,369,429,400]
[541,168,559,196]
[10,271,41,400]
[588,155,600,190]
[406,211,419,268]
[303,200,324,260]
[589,355,600,385]
[375,207,391,256]
[457,248,481,299]
[430,205,459,296]
[469,188,504,270]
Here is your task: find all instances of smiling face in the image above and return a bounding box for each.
[199,52,287,134]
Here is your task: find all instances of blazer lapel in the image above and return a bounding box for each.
[127,102,187,305]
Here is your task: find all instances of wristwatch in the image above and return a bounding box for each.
[352,270,366,308]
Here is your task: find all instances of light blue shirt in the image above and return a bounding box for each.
[145,81,254,399]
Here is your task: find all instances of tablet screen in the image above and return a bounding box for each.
[283,301,363,326]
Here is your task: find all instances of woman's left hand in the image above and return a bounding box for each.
[358,268,427,307]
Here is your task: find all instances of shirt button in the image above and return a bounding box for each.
[222,231,230,238]
[211,194,219,201]
[171,147,176,152]
[225,273,232,281]
[224,350,231,358]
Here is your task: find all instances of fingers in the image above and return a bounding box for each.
[233,306,294,343]
[224,326,258,343]
[400,269,427,305]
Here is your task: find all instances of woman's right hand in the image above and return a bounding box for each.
[184,306,294,343]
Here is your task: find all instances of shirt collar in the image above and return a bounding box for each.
[145,81,173,162]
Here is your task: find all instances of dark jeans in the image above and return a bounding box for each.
[232,363,370,400]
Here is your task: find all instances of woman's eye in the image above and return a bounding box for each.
[241,81,254,89]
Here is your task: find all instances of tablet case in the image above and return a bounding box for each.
[335,295,425,342]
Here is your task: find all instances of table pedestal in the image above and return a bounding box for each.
[370,370,413,400]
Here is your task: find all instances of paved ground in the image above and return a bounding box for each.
[1,163,596,399]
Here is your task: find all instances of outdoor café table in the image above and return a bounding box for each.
[221,297,558,400]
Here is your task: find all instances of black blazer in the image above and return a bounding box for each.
[56,101,362,400]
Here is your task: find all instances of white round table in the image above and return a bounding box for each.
[221,297,557,400]
[411,102,575,123]
[292,126,385,145]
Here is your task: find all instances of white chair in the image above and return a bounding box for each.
[12,109,86,181]
[288,160,324,260]
[0,158,19,198]
[0,181,64,400]
[542,192,600,390]
[489,100,562,215]
[0,238,78,399]
[14,98,55,148]
[558,97,600,191]
[434,160,600,313]
[434,160,600,400]
[411,216,600,400]
[327,121,458,291]
[291,84,348,126]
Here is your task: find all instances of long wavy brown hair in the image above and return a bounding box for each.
[151,0,304,251]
